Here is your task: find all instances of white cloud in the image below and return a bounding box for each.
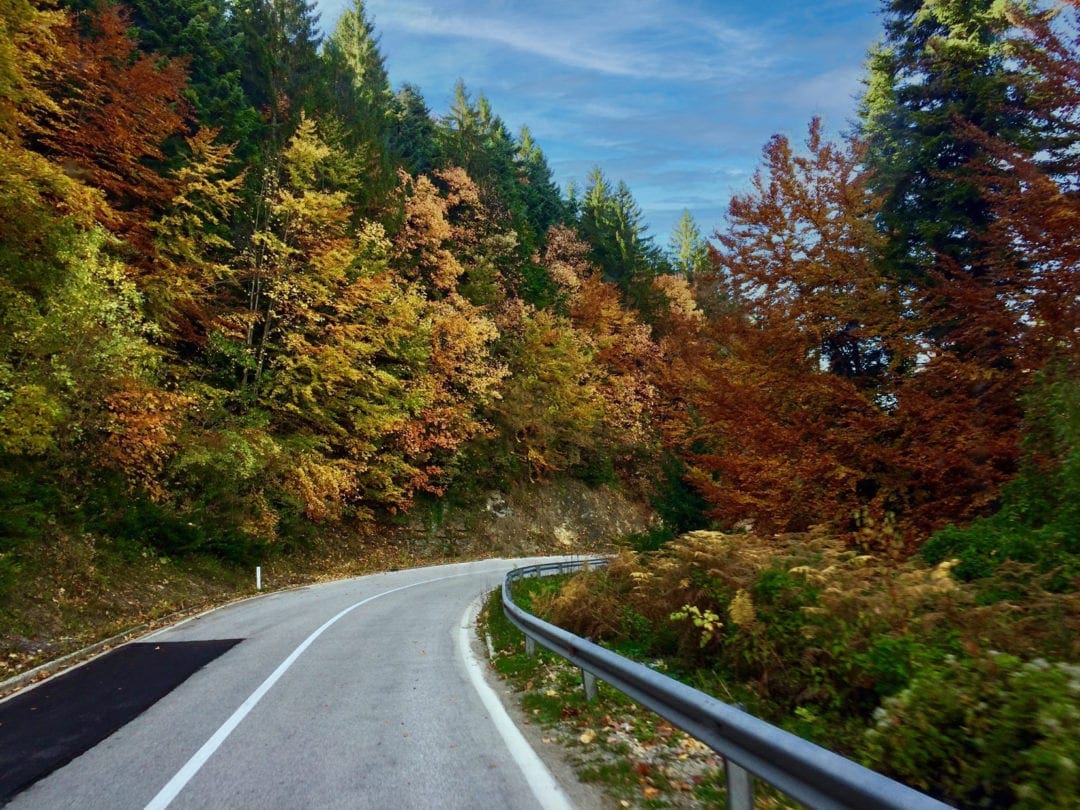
[360,0,766,82]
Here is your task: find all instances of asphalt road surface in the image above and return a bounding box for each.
[6,558,582,809]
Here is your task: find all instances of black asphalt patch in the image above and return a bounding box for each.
[0,639,242,804]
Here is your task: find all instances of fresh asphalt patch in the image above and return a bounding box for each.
[0,639,242,804]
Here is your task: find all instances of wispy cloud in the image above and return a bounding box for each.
[363,0,767,82]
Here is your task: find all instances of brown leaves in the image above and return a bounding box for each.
[31,3,189,249]
[99,382,194,500]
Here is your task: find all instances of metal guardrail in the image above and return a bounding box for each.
[502,559,952,810]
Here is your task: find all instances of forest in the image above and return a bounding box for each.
[0,0,1077,792]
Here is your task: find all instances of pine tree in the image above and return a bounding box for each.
[234,0,322,144]
[388,83,441,176]
[320,0,396,217]
[861,0,1034,281]
[125,0,261,153]
[516,125,568,238]
[578,168,665,310]
[322,0,392,136]
[668,209,709,281]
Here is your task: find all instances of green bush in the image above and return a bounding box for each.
[861,652,1080,808]
[570,449,617,485]
[922,370,1080,591]
[622,525,674,552]
[85,476,267,563]
[651,452,711,535]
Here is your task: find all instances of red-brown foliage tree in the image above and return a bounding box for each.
[671,120,1034,553]
[30,2,189,251]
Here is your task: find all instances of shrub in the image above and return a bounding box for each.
[922,370,1080,590]
[538,530,966,737]
[861,652,1080,809]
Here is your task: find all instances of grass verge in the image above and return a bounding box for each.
[478,580,799,809]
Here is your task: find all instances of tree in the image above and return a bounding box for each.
[231,116,440,517]
[861,0,1034,281]
[125,0,262,153]
[320,0,396,214]
[322,0,391,116]
[668,209,710,281]
[515,125,569,242]
[30,2,190,251]
[964,0,1080,368]
[673,121,1023,550]
[234,0,322,144]
[490,306,605,480]
[387,83,441,176]
[578,168,665,298]
[148,128,244,341]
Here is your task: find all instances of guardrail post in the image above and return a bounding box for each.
[525,636,536,656]
[582,669,598,701]
[725,758,753,810]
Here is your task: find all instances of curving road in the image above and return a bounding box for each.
[7,558,583,809]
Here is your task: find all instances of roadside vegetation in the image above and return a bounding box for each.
[480,580,793,809]
[512,514,1079,808]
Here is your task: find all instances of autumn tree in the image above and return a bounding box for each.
[668,120,1026,551]
[148,128,245,341]
[681,124,900,539]
[543,226,660,474]
[964,0,1080,367]
[29,2,189,251]
[389,165,508,493]
[489,305,605,481]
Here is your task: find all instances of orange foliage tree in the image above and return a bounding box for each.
[30,2,189,251]
[670,120,1031,552]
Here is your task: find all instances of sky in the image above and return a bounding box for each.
[315,0,884,245]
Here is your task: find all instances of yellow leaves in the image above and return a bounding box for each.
[393,172,462,292]
[282,114,333,190]
[670,604,722,647]
[728,589,757,628]
[495,306,607,479]
[541,225,592,292]
[100,382,195,500]
[0,384,65,455]
[286,454,356,522]
[652,274,703,323]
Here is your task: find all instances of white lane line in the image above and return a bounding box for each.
[458,596,574,810]
[144,570,484,810]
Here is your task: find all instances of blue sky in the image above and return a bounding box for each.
[315,0,883,245]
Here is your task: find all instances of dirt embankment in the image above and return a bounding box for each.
[393,479,656,558]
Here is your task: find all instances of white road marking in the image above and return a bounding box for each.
[144,571,480,810]
[458,596,574,810]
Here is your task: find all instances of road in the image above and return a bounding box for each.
[6,558,582,809]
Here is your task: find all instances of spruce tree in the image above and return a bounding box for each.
[668,209,709,281]
[234,0,322,144]
[861,0,1035,281]
[126,0,261,153]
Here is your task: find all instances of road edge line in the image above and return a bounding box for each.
[458,595,574,810]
